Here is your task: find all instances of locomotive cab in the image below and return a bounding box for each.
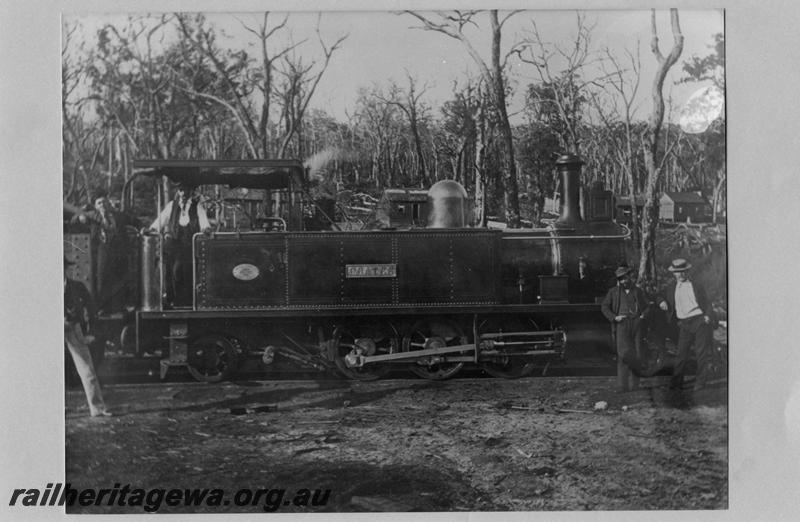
[132,160,310,312]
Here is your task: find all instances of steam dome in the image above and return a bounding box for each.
[427,180,468,228]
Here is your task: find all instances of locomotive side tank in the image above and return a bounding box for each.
[196,229,500,309]
[127,155,628,382]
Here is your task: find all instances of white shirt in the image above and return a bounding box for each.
[674,280,703,319]
[150,199,210,232]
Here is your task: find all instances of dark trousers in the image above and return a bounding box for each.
[95,244,128,312]
[167,245,193,308]
[671,315,713,388]
[616,317,644,391]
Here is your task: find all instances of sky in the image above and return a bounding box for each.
[65,9,724,124]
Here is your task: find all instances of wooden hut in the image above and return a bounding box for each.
[375,188,429,228]
[659,191,713,223]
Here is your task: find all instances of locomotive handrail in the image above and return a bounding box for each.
[120,171,149,212]
[500,225,631,241]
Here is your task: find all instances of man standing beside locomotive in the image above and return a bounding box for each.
[658,258,716,391]
[72,195,137,313]
[64,258,111,417]
[149,183,211,308]
[601,266,651,392]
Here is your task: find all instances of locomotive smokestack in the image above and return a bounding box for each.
[555,153,584,227]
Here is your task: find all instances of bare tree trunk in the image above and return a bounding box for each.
[490,11,520,227]
[410,119,426,185]
[638,9,683,289]
[473,101,488,227]
[712,168,726,224]
[107,125,113,195]
[625,131,640,244]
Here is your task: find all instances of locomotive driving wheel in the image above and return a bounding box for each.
[479,316,538,379]
[403,320,468,380]
[187,333,241,383]
[329,325,394,381]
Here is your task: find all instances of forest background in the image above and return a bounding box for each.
[61,9,725,290]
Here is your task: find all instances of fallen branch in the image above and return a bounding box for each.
[515,448,533,458]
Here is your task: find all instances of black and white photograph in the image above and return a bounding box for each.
[2,0,800,519]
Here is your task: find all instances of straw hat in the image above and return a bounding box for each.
[667,258,692,272]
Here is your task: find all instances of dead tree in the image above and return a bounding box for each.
[638,9,683,289]
[406,10,521,227]
[589,44,643,242]
[515,13,598,155]
[275,21,347,158]
[177,13,345,159]
[376,73,430,187]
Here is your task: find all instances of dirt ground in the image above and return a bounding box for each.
[64,369,727,514]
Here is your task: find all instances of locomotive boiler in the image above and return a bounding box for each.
[66,154,630,382]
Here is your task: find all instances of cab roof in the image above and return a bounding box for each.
[133,159,306,190]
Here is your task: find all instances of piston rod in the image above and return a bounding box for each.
[480,330,562,339]
[486,340,560,347]
[351,343,475,367]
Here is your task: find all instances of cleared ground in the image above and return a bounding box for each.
[65,372,727,514]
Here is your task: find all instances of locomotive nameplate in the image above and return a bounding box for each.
[232,263,260,281]
[346,264,397,278]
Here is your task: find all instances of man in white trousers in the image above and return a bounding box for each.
[64,257,111,417]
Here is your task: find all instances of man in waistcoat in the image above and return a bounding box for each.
[150,183,211,307]
[601,266,651,392]
[658,258,716,391]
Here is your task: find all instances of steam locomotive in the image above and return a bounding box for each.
[64,154,630,382]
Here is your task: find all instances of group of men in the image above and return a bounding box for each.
[601,258,719,393]
[71,182,210,310]
[65,183,209,417]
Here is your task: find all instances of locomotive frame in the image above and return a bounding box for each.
[67,156,631,382]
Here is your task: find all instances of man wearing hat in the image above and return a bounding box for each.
[64,257,111,417]
[150,183,211,307]
[658,258,716,391]
[72,195,138,313]
[601,266,651,392]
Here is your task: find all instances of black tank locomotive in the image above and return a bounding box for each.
[65,155,630,381]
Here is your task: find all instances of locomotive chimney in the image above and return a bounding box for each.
[555,153,584,227]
